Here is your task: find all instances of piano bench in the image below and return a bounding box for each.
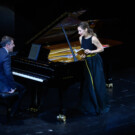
[0,92,19,124]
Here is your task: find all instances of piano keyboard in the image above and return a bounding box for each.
[12,71,44,82]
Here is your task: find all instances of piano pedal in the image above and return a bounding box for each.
[56,114,66,123]
[106,83,113,88]
[27,107,39,113]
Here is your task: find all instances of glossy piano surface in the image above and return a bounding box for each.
[11,11,84,83]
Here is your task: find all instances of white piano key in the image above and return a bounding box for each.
[12,71,44,82]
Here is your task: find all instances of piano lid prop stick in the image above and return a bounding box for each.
[60,24,78,62]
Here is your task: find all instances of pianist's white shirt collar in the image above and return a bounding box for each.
[3,47,9,53]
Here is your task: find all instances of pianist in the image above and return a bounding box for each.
[0,35,26,117]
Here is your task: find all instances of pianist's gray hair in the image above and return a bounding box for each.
[78,22,97,37]
[0,35,14,47]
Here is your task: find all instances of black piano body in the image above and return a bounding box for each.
[11,11,86,111]
[12,11,86,84]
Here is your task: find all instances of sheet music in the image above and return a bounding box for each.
[28,44,41,60]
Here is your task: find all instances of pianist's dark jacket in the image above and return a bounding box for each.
[0,47,16,92]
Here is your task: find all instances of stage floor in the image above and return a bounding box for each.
[0,66,135,135]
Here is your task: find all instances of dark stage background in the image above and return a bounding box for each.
[1,2,135,134]
[0,0,135,67]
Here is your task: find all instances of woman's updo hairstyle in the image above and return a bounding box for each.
[78,22,97,37]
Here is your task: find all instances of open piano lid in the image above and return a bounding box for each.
[21,10,88,63]
[25,9,123,48]
[26,10,86,46]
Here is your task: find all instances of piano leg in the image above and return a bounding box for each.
[104,63,113,88]
[57,86,67,123]
[28,83,43,112]
[58,86,66,114]
[100,50,113,88]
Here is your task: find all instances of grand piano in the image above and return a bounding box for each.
[11,10,123,113]
[11,11,86,92]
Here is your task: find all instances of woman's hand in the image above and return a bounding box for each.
[84,49,93,54]
[80,54,86,59]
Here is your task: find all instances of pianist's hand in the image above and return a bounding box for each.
[8,88,16,94]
